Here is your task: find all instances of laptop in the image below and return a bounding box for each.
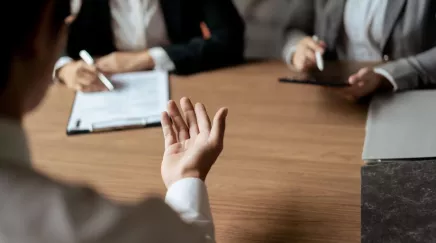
[363,90,436,162]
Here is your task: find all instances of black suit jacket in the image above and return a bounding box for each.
[67,0,245,74]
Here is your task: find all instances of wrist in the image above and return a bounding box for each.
[163,170,204,189]
[291,53,297,66]
[56,65,69,84]
[373,67,397,92]
[378,75,394,92]
[181,170,204,182]
[136,50,155,70]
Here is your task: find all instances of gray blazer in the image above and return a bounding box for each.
[283,0,436,91]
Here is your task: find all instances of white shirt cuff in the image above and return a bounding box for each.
[374,67,398,91]
[53,56,73,82]
[148,47,176,72]
[165,178,214,238]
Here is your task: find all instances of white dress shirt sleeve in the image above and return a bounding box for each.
[148,47,176,72]
[52,56,74,81]
[0,165,215,243]
[165,178,214,240]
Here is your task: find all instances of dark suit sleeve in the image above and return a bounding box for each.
[163,0,245,75]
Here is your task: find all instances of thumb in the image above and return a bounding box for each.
[348,74,358,85]
[209,108,228,148]
[357,67,371,76]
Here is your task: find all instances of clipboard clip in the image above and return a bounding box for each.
[89,116,159,133]
[67,115,162,135]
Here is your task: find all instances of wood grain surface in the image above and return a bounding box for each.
[24,61,368,243]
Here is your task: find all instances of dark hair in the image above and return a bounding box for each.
[0,1,72,91]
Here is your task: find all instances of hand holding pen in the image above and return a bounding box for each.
[291,35,326,72]
[56,50,114,93]
[79,50,114,91]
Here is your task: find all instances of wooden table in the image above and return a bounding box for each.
[25,61,368,243]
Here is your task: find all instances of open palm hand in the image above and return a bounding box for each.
[161,98,228,188]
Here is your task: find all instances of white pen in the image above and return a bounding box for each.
[79,50,114,91]
[312,36,324,71]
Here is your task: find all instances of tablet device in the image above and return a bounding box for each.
[279,78,350,87]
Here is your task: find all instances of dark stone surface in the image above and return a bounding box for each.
[362,160,436,243]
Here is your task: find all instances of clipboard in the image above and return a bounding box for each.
[66,71,169,135]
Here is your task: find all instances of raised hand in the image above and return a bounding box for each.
[161,97,228,188]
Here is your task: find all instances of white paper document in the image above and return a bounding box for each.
[67,71,169,134]
[363,90,436,161]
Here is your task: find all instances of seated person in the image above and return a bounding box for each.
[55,0,245,92]
[1,0,228,242]
[282,0,436,100]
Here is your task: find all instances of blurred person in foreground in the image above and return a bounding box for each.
[0,1,227,242]
[55,0,245,92]
[282,0,436,100]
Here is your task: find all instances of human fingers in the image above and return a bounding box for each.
[195,103,211,134]
[161,111,177,149]
[181,97,199,138]
[209,108,228,151]
[80,83,107,92]
[168,100,190,142]
[303,38,325,53]
[349,68,371,86]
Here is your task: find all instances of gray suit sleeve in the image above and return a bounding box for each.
[282,0,315,63]
[377,47,436,91]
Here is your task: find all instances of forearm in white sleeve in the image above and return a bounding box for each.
[4,165,215,243]
[165,178,215,242]
[148,47,176,72]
